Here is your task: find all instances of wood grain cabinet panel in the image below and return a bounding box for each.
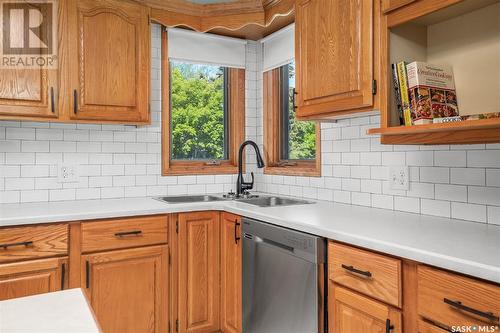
[329,242,402,307]
[81,215,168,253]
[82,245,168,333]
[0,257,67,301]
[0,1,60,120]
[67,0,150,123]
[178,211,220,333]
[418,320,449,333]
[329,284,402,333]
[220,213,242,333]
[418,265,500,328]
[295,0,374,118]
[0,224,68,263]
[381,0,417,13]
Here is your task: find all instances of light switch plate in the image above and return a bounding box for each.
[389,165,409,190]
[58,165,79,183]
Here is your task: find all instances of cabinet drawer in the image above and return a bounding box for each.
[418,320,449,333]
[418,265,500,327]
[0,224,68,263]
[81,215,168,253]
[329,242,402,307]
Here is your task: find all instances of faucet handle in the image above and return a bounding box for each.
[242,172,254,191]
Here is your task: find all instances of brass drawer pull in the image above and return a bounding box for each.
[0,241,34,249]
[444,298,499,322]
[114,230,143,238]
[341,264,372,278]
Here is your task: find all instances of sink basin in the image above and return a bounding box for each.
[155,195,225,204]
[236,196,313,207]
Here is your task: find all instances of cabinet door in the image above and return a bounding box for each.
[0,257,67,301]
[178,211,220,333]
[220,213,242,333]
[82,245,168,333]
[381,0,417,13]
[67,0,150,123]
[295,0,374,117]
[0,1,59,120]
[329,284,401,333]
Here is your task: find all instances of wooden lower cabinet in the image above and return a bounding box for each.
[0,257,67,301]
[329,283,402,333]
[82,245,168,333]
[177,211,220,333]
[220,213,242,333]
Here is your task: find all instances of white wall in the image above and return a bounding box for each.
[0,24,260,203]
[1,24,499,225]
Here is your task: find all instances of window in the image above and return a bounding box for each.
[161,31,245,175]
[170,61,229,161]
[263,62,321,176]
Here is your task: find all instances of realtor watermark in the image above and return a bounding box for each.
[0,0,58,68]
[451,325,499,332]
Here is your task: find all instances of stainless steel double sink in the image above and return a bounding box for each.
[155,195,313,207]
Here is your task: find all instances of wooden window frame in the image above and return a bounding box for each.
[161,29,245,176]
[263,67,321,177]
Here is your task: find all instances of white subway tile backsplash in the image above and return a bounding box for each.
[451,202,487,223]
[467,150,500,167]
[435,184,467,202]
[394,196,420,213]
[488,206,500,225]
[450,168,485,186]
[435,151,466,167]
[419,167,449,184]
[421,199,451,218]
[468,187,500,206]
[486,169,500,187]
[6,127,35,140]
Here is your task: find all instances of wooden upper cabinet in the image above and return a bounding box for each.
[220,213,242,333]
[178,211,220,333]
[295,0,375,119]
[381,0,417,13]
[0,257,67,301]
[0,69,58,119]
[0,1,61,120]
[67,0,150,123]
[330,284,402,333]
[82,245,168,333]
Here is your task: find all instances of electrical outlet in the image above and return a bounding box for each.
[389,165,409,190]
[58,165,79,183]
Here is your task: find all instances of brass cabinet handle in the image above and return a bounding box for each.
[0,241,33,249]
[341,264,372,278]
[444,298,499,322]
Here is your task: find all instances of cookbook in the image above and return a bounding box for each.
[406,61,459,125]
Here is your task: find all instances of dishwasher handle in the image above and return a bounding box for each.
[252,235,294,252]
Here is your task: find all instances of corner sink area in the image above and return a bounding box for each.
[236,196,313,207]
[154,194,314,207]
[154,195,227,204]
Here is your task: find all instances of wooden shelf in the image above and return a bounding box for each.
[368,118,500,144]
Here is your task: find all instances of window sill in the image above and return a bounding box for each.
[264,164,321,177]
[162,164,238,176]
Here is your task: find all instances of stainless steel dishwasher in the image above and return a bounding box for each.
[242,217,326,333]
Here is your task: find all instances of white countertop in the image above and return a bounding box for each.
[1,196,499,283]
[0,289,100,333]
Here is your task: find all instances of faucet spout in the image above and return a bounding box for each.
[236,140,265,196]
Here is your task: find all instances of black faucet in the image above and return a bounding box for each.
[236,140,265,196]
